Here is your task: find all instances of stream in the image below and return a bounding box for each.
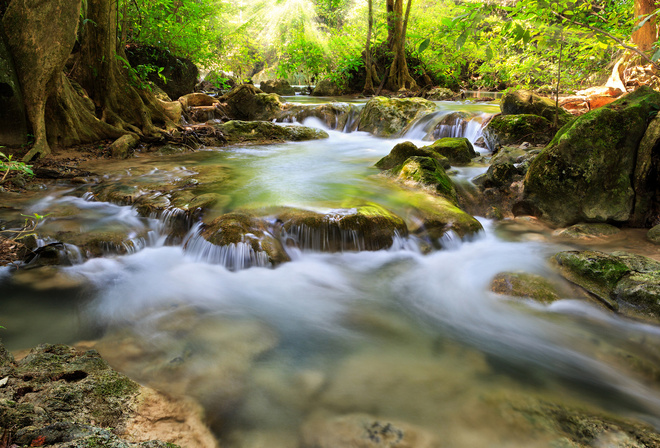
[2,98,660,447]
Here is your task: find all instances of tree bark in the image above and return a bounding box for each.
[364,0,375,94]
[385,0,417,91]
[633,0,659,53]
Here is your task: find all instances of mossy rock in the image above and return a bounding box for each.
[375,141,450,171]
[482,162,522,189]
[524,87,660,227]
[553,223,621,239]
[312,79,342,96]
[482,114,555,150]
[648,224,660,244]
[260,79,295,95]
[220,83,284,121]
[357,96,436,137]
[201,212,289,265]
[389,156,457,202]
[213,120,329,144]
[277,205,408,252]
[554,250,630,309]
[420,137,477,166]
[406,193,483,243]
[490,272,562,304]
[425,87,455,101]
[501,90,572,126]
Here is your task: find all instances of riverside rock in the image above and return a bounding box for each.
[312,79,342,96]
[524,87,660,227]
[482,114,555,150]
[375,141,450,171]
[358,97,436,137]
[211,120,329,144]
[420,137,476,165]
[500,90,572,125]
[220,83,284,121]
[389,156,458,202]
[260,79,296,95]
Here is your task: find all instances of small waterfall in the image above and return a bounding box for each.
[404,110,493,146]
[280,223,365,252]
[182,223,272,270]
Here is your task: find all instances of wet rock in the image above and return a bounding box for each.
[648,224,660,244]
[300,412,441,448]
[220,84,284,121]
[0,342,215,448]
[553,223,621,239]
[199,212,289,267]
[420,137,477,166]
[110,134,140,159]
[490,272,562,304]
[425,87,455,101]
[0,32,28,146]
[482,114,555,151]
[278,102,356,130]
[524,87,660,227]
[358,97,436,137]
[389,156,457,202]
[211,120,329,144]
[614,271,660,320]
[482,162,522,188]
[260,79,295,95]
[125,44,198,100]
[312,79,342,96]
[631,112,660,226]
[375,141,450,171]
[406,193,483,243]
[501,90,572,125]
[178,92,218,109]
[277,205,408,252]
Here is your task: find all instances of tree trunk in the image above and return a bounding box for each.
[3,0,177,161]
[364,0,375,94]
[385,0,417,91]
[633,0,659,53]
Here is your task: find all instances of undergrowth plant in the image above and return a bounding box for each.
[0,150,34,182]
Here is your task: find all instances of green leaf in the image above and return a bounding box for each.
[455,31,468,50]
[418,38,431,53]
[485,46,493,60]
[651,48,660,62]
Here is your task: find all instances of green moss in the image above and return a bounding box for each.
[420,137,476,166]
[214,120,328,143]
[390,156,457,202]
[93,371,139,398]
[491,272,562,304]
[375,141,450,170]
[357,96,436,137]
[483,114,555,149]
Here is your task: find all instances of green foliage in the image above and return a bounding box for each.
[0,150,34,182]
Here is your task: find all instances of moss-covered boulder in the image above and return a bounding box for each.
[212,120,329,144]
[260,79,296,95]
[648,224,660,244]
[501,90,572,125]
[357,96,436,137]
[199,212,289,267]
[407,193,483,243]
[389,156,457,202]
[425,87,455,101]
[312,79,342,96]
[524,87,660,227]
[482,114,556,150]
[553,223,621,239]
[277,205,408,252]
[554,249,660,322]
[631,113,660,226]
[420,137,477,166]
[220,83,284,121]
[278,102,356,130]
[490,272,562,304]
[481,162,523,189]
[375,141,450,171]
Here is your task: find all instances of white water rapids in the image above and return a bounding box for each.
[3,100,660,446]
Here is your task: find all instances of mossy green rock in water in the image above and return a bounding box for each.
[554,249,660,321]
[407,193,483,243]
[420,137,476,166]
[482,114,555,150]
[357,96,436,137]
[213,120,329,143]
[553,223,621,239]
[501,90,572,126]
[490,272,562,304]
[375,141,450,170]
[390,156,458,202]
[277,205,408,252]
[524,87,660,226]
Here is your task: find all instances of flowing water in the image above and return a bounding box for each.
[2,99,660,447]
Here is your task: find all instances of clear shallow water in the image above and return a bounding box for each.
[2,99,660,446]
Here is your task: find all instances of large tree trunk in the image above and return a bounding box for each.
[633,0,659,53]
[385,0,417,92]
[364,0,376,94]
[3,0,178,161]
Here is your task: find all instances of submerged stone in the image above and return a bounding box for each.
[490,272,562,304]
[358,96,436,137]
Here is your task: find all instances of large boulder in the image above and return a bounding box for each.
[501,89,572,125]
[375,141,450,171]
[420,137,476,166]
[523,87,660,227]
[211,120,329,144]
[482,114,555,150]
[124,44,198,100]
[388,156,457,202]
[358,97,436,137]
[276,205,408,252]
[0,33,27,146]
[260,79,295,95]
[312,79,342,96]
[220,83,284,121]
